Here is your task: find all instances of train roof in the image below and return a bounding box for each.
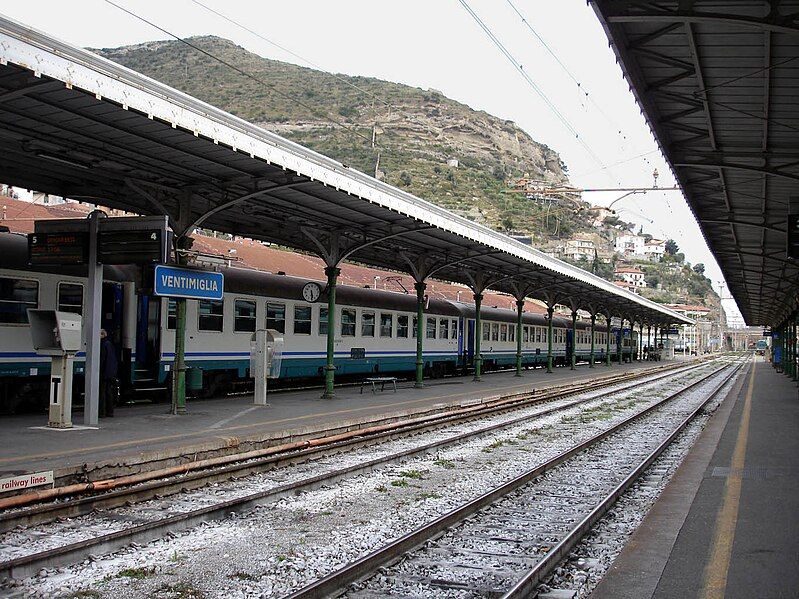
[0,232,591,327]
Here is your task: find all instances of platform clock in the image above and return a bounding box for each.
[302,282,322,303]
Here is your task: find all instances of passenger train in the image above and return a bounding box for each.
[0,231,638,413]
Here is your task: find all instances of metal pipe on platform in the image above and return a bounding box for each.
[515,300,524,377]
[414,281,426,388]
[546,306,554,374]
[473,293,483,381]
[322,266,340,399]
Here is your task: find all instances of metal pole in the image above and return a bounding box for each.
[793,314,798,381]
[322,266,339,399]
[473,292,483,381]
[606,316,612,366]
[171,236,190,415]
[414,281,426,388]
[647,325,651,359]
[617,318,624,364]
[589,314,596,368]
[83,211,102,426]
[570,310,577,370]
[515,299,524,377]
[546,306,554,374]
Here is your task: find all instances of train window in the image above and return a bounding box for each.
[57,282,83,315]
[234,299,257,333]
[426,317,436,339]
[509,325,515,342]
[397,315,409,338]
[341,308,356,336]
[491,323,499,342]
[439,317,449,339]
[500,324,508,342]
[451,319,458,338]
[482,322,490,341]
[412,316,417,338]
[266,302,286,333]
[166,298,177,330]
[523,327,529,343]
[319,307,328,335]
[535,327,541,343]
[380,313,393,337]
[361,311,375,337]
[294,305,312,335]
[198,300,224,332]
[0,277,38,324]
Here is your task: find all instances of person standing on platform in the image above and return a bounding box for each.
[99,329,118,418]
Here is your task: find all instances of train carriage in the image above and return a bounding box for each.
[0,231,634,413]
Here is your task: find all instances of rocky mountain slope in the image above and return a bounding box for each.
[95,36,568,231]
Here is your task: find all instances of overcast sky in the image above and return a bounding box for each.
[1,0,745,323]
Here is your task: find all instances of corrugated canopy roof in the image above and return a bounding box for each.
[592,1,799,325]
[0,14,690,325]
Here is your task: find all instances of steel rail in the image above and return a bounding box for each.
[284,359,741,599]
[0,360,703,529]
[0,361,715,580]
[501,358,746,598]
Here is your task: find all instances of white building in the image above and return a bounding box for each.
[614,233,646,257]
[563,239,595,261]
[642,239,666,262]
[615,266,647,288]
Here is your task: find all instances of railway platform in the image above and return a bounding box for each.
[593,357,799,599]
[0,359,684,486]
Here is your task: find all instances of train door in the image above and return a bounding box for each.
[101,282,125,381]
[467,319,475,364]
[566,329,574,361]
[135,294,162,383]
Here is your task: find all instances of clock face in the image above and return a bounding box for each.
[302,282,322,303]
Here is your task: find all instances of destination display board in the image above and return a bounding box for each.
[99,229,166,264]
[153,264,224,300]
[28,232,89,265]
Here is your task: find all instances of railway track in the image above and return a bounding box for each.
[0,360,707,527]
[286,357,745,599]
[0,359,719,583]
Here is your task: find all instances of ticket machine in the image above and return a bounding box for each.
[27,310,82,428]
[250,329,283,406]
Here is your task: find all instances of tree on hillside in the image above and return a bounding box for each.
[693,263,705,275]
[665,239,679,255]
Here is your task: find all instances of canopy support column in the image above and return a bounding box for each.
[570,310,578,370]
[606,315,612,366]
[473,292,484,381]
[546,306,555,373]
[515,299,524,377]
[589,313,596,368]
[414,281,426,388]
[639,322,644,361]
[322,266,340,399]
[617,318,624,364]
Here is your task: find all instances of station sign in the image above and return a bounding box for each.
[29,232,89,266]
[154,264,224,300]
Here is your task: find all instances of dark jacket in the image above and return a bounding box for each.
[100,337,119,380]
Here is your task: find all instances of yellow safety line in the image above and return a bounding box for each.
[701,359,756,599]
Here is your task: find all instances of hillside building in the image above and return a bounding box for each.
[614,233,646,257]
[642,239,666,262]
[562,239,595,261]
[614,266,647,288]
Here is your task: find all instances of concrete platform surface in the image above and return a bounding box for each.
[0,359,680,480]
[593,357,799,599]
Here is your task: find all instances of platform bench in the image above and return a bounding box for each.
[360,376,398,394]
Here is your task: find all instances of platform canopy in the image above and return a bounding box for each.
[592,1,799,326]
[0,14,690,326]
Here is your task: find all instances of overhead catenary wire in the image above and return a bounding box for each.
[457,0,612,179]
[504,0,628,144]
[102,0,373,144]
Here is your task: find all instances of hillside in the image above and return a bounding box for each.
[95,36,569,233]
[89,36,719,313]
